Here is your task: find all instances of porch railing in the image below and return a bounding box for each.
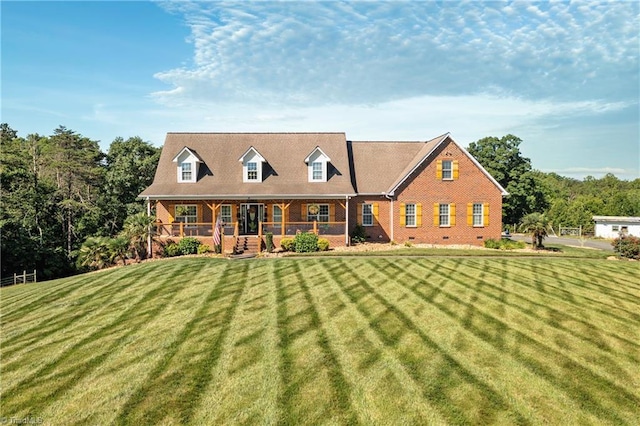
[157,221,346,238]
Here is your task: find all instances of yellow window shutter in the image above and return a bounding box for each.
[231,205,238,223]
[433,203,439,226]
[197,204,203,223]
[399,203,406,226]
[436,160,443,179]
[329,204,335,222]
[357,203,362,222]
[467,203,473,226]
[168,204,175,222]
[416,203,422,227]
[450,204,456,226]
[484,203,490,226]
[301,204,307,219]
[373,203,379,225]
[453,160,459,179]
[284,205,290,222]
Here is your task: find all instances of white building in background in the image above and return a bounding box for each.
[592,216,640,238]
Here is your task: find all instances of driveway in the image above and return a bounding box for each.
[507,234,614,252]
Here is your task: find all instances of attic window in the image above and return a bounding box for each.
[247,162,258,180]
[173,147,201,183]
[305,147,330,183]
[181,162,192,181]
[239,146,266,183]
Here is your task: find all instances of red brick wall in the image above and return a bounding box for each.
[392,139,503,245]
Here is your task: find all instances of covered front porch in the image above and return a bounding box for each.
[152,198,351,251]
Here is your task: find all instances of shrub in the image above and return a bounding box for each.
[484,238,525,250]
[177,237,201,255]
[265,232,274,252]
[280,238,295,252]
[317,238,330,251]
[294,232,318,253]
[163,242,181,257]
[197,244,211,254]
[404,241,413,247]
[350,224,367,244]
[612,236,640,260]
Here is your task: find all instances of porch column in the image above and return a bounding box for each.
[345,196,350,246]
[281,202,286,238]
[146,197,152,258]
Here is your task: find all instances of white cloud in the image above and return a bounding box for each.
[153,1,639,106]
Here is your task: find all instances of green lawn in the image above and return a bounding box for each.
[1,256,638,425]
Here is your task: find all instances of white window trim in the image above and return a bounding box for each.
[439,204,450,227]
[362,203,373,227]
[442,160,453,181]
[307,204,330,222]
[175,205,198,225]
[220,205,232,224]
[472,203,484,227]
[178,161,196,183]
[405,203,417,228]
[305,147,330,183]
[272,204,283,224]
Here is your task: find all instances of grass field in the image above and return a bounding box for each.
[1,256,638,425]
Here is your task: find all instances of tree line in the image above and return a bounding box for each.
[467,134,640,234]
[1,123,160,280]
[2,126,638,279]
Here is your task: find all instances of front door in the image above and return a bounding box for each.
[241,204,264,235]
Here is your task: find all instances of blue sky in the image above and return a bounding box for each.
[2,1,639,180]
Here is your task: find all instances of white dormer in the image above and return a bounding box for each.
[304,146,331,182]
[172,147,203,183]
[238,146,266,183]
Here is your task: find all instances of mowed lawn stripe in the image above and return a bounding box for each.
[273,260,358,425]
[0,259,196,417]
[0,263,181,364]
[191,259,280,425]
[458,259,640,356]
[39,259,222,424]
[115,261,249,425]
[307,258,452,425]
[411,258,640,362]
[325,258,527,425]
[378,258,639,424]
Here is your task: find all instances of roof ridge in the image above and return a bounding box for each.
[166,132,346,135]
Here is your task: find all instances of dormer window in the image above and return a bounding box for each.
[181,162,192,181]
[312,162,323,180]
[247,162,258,180]
[305,147,331,183]
[173,146,203,183]
[239,146,266,183]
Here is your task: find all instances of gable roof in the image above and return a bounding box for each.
[172,146,203,163]
[304,146,331,163]
[140,131,508,200]
[140,133,356,199]
[238,146,266,163]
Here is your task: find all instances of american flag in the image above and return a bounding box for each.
[213,217,222,247]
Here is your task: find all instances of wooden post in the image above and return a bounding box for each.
[14,273,16,285]
[281,202,286,238]
[313,220,318,235]
[258,221,263,253]
[34,269,37,283]
[23,270,26,284]
[180,222,184,237]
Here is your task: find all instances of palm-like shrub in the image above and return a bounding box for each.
[519,213,550,249]
[121,212,155,260]
[77,237,111,270]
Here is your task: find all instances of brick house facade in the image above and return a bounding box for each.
[140,132,507,252]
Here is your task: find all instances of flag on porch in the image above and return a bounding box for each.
[213,217,222,247]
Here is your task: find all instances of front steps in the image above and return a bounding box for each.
[234,236,262,255]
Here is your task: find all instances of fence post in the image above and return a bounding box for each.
[14,273,17,285]
[313,220,318,235]
[34,269,37,283]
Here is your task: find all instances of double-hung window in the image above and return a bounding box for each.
[441,160,453,180]
[362,204,373,226]
[472,203,483,227]
[307,204,330,222]
[175,205,197,225]
[220,205,232,224]
[405,203,416,227]
[181,162,192,181]
[272,205,283,224]
[247,162,258,180]
[439,204,450,227]
[312,162,323,181]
